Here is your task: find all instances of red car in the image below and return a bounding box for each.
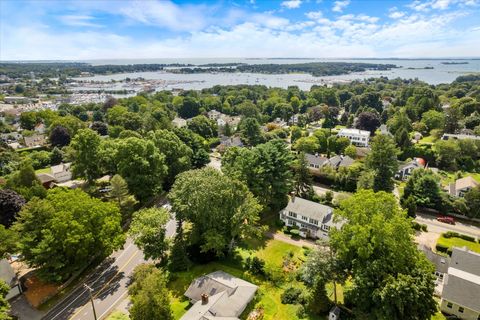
[437,216,455,225]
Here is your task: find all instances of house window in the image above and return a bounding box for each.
[322,225,330,232]
[446,302,452,309]
[458,307,464,313]
[288,211,297,218]
[302,216,308,221]
[309,218,318,225]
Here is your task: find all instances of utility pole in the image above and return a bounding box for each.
[84,284,97,320]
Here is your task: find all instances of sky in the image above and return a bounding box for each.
[1,0,480,60]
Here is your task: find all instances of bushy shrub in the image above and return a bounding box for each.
[290,229,300,236]
[436,244,449,254]
[443,231,476,242]
[421,224,428,232]
[412,221,422,231]
[280,286,306,305]
[245,256,266,276]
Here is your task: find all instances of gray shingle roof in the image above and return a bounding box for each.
[182,271,257,320]
[283,197,333,221]
[305,153,327,167]
[0,259,16,287]
[442,248,480,312]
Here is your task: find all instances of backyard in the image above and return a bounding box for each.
[168,239,336,320]
[437,234,480,254]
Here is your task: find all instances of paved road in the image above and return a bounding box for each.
[415,212,480,238]
[312,183,341,197]
[43,204,177,320]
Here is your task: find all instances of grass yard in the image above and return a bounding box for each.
[35,167,51,174]
[431,312,447,320]
[437,235,480,254]
[436,170,480,188]
[168,239,329,320]
[418,135,437,145]
[106,311,129,320]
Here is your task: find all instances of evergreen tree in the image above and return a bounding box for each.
[365,135,399,192]
[293,153,314,200]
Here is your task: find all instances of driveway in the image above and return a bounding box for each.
[415,212,480,238]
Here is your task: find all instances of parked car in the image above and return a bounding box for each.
[437,216,455,225]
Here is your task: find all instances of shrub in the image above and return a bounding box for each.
[296,304,307,319]
[443,231,476,242]
[421,224,428,232]
[245,256,266,276]
[290,229,300,236]
[280,286,306,305]
[436,244,449,254]
[276,219,285,228]
[412,221,422,231]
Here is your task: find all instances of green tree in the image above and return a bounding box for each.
[293,153,314,200]
[0,190,26,228]
[290,126,302,144]
[294,136,319,154]
[330,190,437,320]
[109,174,137,218]
[240,117,264,146]
[402,169,442,210]
[50,147,63,165]
[222,140,293,210]
[13,188,124,282]
[129,264,173,320]
[0,225,17,259]
[465,186,480,219]
[49,125,71,147]
[115,137,167,201]
[129,208,170,260]
[148,130,193,186]
[169,168,263,256]
[401,195,417,218]
[421,110,445,131]
[0,280,10,320]
[20,112,37,130]
[70,128,101,183]
[365,135,399,192]
[395,128,412,150]
[187,115,217,139]
[434,139,460,170]
[344,144,357,158]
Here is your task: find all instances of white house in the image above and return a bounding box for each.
[337,128,370,147]
[206,109,223,121]
[172,117,187,128]
[51,162,72,183]
[441,133,480,141]
[446,176,479,198]
[440,247,480,320]
[395,158,426,180]
[279,196,341,239]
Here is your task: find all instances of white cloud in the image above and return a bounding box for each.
[58,15,102,28]
[389,11,406,19]
[305,11,323,19]
[332,0,350,12]
[281,0,302,9]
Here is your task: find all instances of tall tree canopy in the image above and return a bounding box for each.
[0,189,26,228]
[49,125,71,147]
[222,139,293,210]
[169,167,263,256]
[330,190,437,320]
[365,135,399,192]
[70,128,101,183]
[115,137,167,201]
[129,208,170,260]
[13,188,124,282]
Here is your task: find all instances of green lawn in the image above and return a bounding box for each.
[431,312,447,320]
[106,311,129,320]
[437,236,480,254]
[35,167,51,174]
[168,239,327,320]
[418,135,436,145]
[436,171,480,188]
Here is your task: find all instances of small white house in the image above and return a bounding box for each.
[337,128,370,147]
[395,158,426,180]
[51,162,72,183]
[172,117,187,128]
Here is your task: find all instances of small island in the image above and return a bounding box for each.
[441,61,469,65]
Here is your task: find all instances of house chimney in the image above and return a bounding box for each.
[290,191,296,202]
[201,293,209,304]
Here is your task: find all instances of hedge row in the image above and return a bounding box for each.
[443,231,476,243]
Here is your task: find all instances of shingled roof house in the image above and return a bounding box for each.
[445,176,479,198]
[279,196,342,239]
[181,271,258,320]
[440,247,480,319]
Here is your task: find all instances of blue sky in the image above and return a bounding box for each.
[1,0,479,60]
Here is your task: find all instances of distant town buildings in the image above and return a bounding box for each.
[23,134,46,148]
[337,128,370,147]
